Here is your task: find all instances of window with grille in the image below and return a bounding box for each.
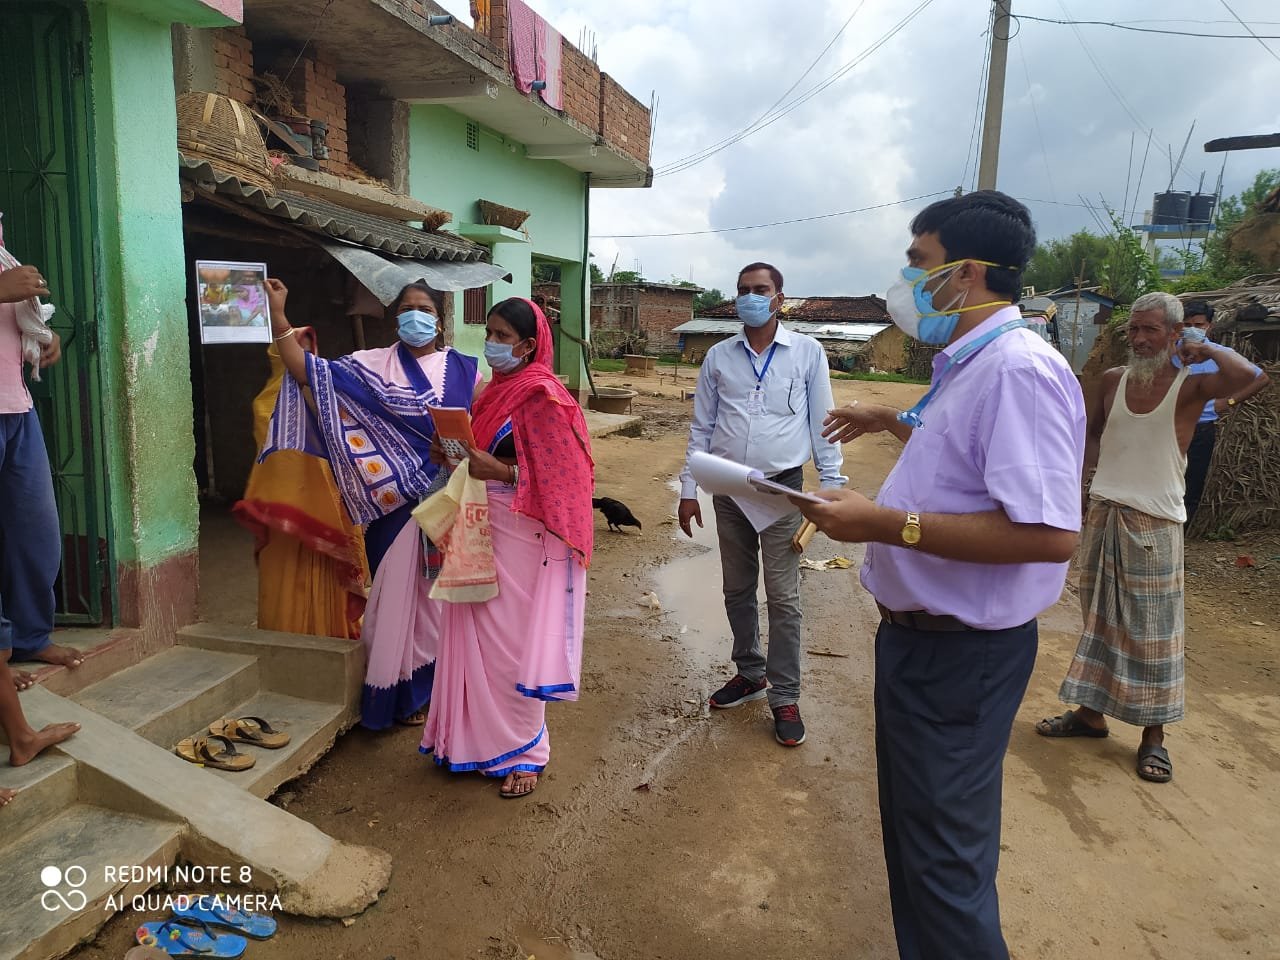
[466,121,479,151]
[464,286,487,325]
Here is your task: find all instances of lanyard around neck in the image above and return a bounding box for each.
[898,319,1027,428]
[742,341,779,391]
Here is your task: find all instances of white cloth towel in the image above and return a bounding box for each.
[0,244,55,382]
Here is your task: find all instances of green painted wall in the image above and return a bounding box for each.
[407,105,588,386]
[90,3,199,568]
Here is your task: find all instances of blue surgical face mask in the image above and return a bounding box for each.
[397,309,437,347]
[736,293,776,328]
[484,339,526,374]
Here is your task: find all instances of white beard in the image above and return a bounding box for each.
[1127,345,1172,387]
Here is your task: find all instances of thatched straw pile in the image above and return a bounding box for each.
[1189,364,1280,537]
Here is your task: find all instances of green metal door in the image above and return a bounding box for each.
[0,1,108,624]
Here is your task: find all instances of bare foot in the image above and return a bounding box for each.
[12,669,37,691]
[0,788,15,806]
[9,722,80,766]
[499,770,538,798]
[30,644,84,669]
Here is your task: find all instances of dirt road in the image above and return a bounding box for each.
[80,373,1280,960]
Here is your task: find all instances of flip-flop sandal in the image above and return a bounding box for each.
[1137,745,1173,783]
[136,919,248,958]
[209,716,291,749]
[173,894,278,940]
[395,712,426,727]
[499,771,539,799]
[1036,709,1109,738]
[174,735,256,772]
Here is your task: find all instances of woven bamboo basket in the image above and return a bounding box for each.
[477,199,530,231]
[177,92,274,193]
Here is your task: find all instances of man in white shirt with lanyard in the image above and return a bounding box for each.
[678,262,846,747]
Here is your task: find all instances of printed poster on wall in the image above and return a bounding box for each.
[196,260,272,344]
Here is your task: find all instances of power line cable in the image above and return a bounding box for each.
[654,2,867,176]
[1217,0,1280,62]
[1015,13,1280,39]
[654,0,937,179]
[590,192,951,238]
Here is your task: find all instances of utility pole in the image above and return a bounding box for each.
[977,0,1012,191]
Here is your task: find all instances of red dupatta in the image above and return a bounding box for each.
[471,299,595,565]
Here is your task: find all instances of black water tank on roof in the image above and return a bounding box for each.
[1153,191,1191,225]
[1189,193,1217,224]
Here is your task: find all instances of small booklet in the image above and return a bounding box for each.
[427,406,477,462]
[688,451,825,504]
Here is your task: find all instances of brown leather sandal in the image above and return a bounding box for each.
[209,716,291,749]
[175,734,256,771]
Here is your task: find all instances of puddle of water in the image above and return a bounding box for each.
[516,924,603,959]
[654,486,766,662]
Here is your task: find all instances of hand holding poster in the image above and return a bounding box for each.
[196,260,272,344]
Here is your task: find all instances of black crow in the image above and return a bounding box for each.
[593,496,642,533]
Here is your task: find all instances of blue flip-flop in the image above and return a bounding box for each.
[136,919,248,958]
[172,895,278,940]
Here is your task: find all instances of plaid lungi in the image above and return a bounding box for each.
[1059,500,1185,726]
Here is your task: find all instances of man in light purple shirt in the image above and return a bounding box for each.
[797,192,1086,960]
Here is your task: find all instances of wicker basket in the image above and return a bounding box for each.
[177,92,274,193]
[477,199,530,231]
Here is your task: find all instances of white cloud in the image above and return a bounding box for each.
[535,0,1280,297]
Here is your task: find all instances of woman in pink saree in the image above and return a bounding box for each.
[421,297,594,798]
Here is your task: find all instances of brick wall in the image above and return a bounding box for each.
[561,41,600,135]
[591,285,693,352]
[264,51,351,176]
[211,26,255,105]
[599,73,651,166]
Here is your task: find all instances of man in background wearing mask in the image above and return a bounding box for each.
[798,193,1084,959]
[1174,299,1267,523]
[677,262,845,748]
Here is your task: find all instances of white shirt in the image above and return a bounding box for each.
[680,323,846,499]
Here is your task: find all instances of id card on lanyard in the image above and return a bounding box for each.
[744,341,778,417]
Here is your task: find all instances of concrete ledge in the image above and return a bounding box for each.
[585,411,642,439]
[178,623,364,719]
[19,687,392,918]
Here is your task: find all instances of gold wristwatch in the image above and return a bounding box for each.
[901,512,922,547]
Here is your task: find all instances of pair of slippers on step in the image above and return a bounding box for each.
[130,895,276,958]
[174,717,290,773]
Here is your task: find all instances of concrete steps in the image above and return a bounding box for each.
[182,690,348,799]
[0,749,77,839]
[71,647,260,751]
[0,803,181,960]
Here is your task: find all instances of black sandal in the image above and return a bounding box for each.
[1137,745,1173,783]
[1036,709,1109,738]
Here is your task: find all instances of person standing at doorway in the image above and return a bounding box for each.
[1175,299,1268,523]
[0,219,85,681]
[677,262,845,747]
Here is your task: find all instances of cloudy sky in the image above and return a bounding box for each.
[475,0,1280,298]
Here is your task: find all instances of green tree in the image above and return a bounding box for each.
[532,262,561,284]
[1023,230,1110,294]
[693,288,726,313]
[609,269,643,284]
[1099,207,1161,304]
[589,262,605,285]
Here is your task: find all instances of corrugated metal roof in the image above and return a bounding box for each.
[178,154,486,262]
[674,319,889,343]
[698,295,888,321]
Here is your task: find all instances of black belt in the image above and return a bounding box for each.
[877,603,977,633]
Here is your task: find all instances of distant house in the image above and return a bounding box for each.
[677,296,890,367]
[1045,287,1116,373]
[591,282,702,353]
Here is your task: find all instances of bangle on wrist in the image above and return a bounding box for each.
[274,327,296,342]
[507,463,519,486]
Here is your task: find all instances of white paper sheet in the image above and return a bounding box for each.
[688,451,824,533]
